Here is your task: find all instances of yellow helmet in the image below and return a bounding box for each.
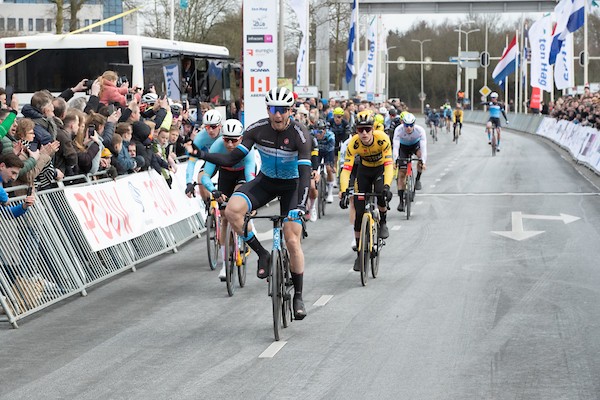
[355,110,375,127]
[333,107,345,116]
[399,111,408,121]
[373,114,385,131]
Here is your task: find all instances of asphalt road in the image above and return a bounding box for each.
[2,122,600,400]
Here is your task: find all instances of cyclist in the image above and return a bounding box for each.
[184,109,223,203]
[306,120,321,222]
[328,106,351,169]
[339,111,393,271]
[485,92,509,151]
[313,119,336,204]
[196,87,312,320]
[392,113,427,212]
[424,103,431,126]
[452,104,464,142]
[200,119,256,281]
[443,105,452,132]
[428,108,440,137]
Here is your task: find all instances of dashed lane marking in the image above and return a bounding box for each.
[430,185,436,188]
[313,295,334,307]
[392,225,401,231]
[259,341,287,358]
[416,201,423,205]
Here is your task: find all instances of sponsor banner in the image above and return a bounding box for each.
[329,90,349,100]
[554,33,574,90]
[294,85,319,98]
[528,14,553,92]
[244,0,278,126]
[64,167,203,252]
[163,64,181,101]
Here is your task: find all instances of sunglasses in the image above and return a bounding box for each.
[404,123,414,128]
[334,115,342,118]
[223,137,240,143]
[356,126,372,133]
[207,124,219,129]
[269,106,290,114]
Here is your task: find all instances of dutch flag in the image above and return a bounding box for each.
[549,0,585,64]
[492,35,518,86]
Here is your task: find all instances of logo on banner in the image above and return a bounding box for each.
[252,17,267,29]
[250,76,271,93]
[247,35,273,43]
[246,48,274,57]
[250,61,270,73]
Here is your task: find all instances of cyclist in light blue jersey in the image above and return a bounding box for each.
[184,109,223,202]
[201,119,256,281]
[485,92,509,151]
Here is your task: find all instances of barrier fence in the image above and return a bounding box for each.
[0,167,206,328]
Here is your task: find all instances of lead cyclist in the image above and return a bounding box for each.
[485,92,509,151]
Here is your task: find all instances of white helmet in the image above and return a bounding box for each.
[265,87,295,106]
[222,119,244,138]
[402,113,416,125]
[202,109,222,125]
[379,106,388,114]
[142,93,158,104]
[490,92,499,99]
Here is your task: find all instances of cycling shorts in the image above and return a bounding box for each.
[219,168,247,198]
[319,149,335,166]
[489,117,501,128]
[353,164,386,232]
[397,143,421,169]
[234,172,298,215]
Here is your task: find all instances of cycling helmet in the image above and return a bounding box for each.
[265,87,295,106]
[374,113,385,126]
[425,104,430,108]
[399,111,408,121]
[402,113,416,125]
[388,108,398,116]
[203,109,222,125]
[379,106,388,114]
[333,107,345,116]
[355,110,374,127]
[490,92,498,99]
[314,119,327,130]
[221,119,244,138]
[142,93,158,104]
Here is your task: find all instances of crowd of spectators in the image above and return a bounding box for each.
[549,85,600,129]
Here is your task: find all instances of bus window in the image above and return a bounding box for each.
[142,49,180,95]
[5,48,128,93]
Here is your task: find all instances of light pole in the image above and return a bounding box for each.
[455,20,475,100]
[386,46,397,100]
[411,39,431,114]
[455,26,479,109]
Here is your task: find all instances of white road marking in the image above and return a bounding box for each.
[444,168,450,171]
[440,173,446,177]
[259,341,287,358]
[417,192,600,197]
[430,185,436,188]
[313,295,334,307]
[392,225,402,231]
[416,201,423,205]
[436,178,441,182]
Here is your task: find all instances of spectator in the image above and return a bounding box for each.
[51,97,78,176]
[21,91,57,148]
[151,128,174,187]
[169,126,187,158]
[72,110,102,175]
[112,123,138,174]
[0,153,35,218]
[131,120,153,171]
[99,71,129,107]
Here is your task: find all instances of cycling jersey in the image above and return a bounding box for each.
[200,118,312,210]
[392,124,428,164]
[453,109,464,123]
[487,101,506,119]
[185,128,219,183]
[315,129,335,154]
[200,137,256,193]
[443,107,452,118]
[339,130,393,193]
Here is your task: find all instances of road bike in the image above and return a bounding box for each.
[453,122,461,144]
[353,192,386,286]
[487,123,499,156]
[399,157,420,220]
[243,214,305,341]
[224,217,248,297]
[445,117,451,134]
[429,123,438,143]
[205,195,220,270]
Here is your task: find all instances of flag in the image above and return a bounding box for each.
[492,35,518,86]
[365,16,378,93]
[554,33,574,89]
[528,13,554,92]
[345,0,357,84]
[549,0,585,64]
[289,0,309,86]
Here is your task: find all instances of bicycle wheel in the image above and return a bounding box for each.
[454,126,459,144]
[320,176,327,216]
[281,248,293,327]
[205,214,218,270]
[405,177,413,220]
[371,220,380,278]
[270,250,283,341]
[225,228,236,297]
[359,214,371,286]
[237,237,247,288]
[491,131,497,156]
[317,178,326,218]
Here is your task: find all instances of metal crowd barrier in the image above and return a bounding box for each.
[0,177,206,328]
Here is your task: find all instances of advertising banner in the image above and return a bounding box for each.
[243,0,278,126]
[163,64,181,101]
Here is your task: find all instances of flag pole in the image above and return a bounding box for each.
[355,0,360,94]
[584,0,589,85]
[514,29,519,115]
[505,35,509,112]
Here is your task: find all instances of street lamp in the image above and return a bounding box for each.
[455,26,480,109]
[411,39,431,114]
[455,20,475,99]
[386,46,397,100]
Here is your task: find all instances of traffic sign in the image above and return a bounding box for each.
[480,51,490,67]
[479,85,491,96]
[449,56,459,63]
[424,56,432,71]
[418,92,426,101]
[397,56,405,71]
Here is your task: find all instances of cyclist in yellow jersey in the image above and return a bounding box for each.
[452,105,464,142]
[338,111,394,271]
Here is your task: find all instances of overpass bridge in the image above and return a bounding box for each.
[355,0,557,15]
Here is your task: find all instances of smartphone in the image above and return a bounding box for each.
[87,124,95,137]
[160,93,166,100]
[5,85,13,107]
[107,104,115,115]
[26,186,33,196]
[126,93,134,102]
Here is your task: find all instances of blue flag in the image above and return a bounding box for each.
[345,0,357,84]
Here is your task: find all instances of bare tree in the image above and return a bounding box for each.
[48,0,66,33]
[69,0,86,32]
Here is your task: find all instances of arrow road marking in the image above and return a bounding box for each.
[492,211,581,241]
[259,341,287,358]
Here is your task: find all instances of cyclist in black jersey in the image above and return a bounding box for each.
[196,87,312,320]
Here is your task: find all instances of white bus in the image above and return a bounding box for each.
[0,33,239,105]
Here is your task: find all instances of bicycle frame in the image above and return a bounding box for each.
[353,192,384,286]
